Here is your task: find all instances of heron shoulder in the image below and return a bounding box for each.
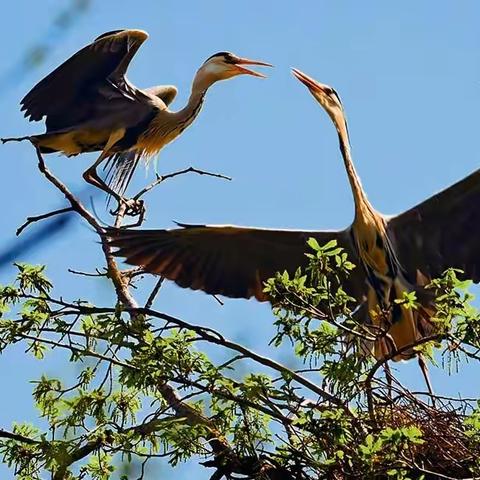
[143,85,178,107]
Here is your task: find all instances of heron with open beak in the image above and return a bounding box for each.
[2,29,272,212]
[107,68,480,394]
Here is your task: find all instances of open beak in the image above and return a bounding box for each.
[291,68,325,92]
[233,57,273,78]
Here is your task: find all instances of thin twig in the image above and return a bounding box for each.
[212,294,224,306]
[68,268,107,278]
[145,277,164,309]
[21,295,355,414]
[20,332,133,369]
[16,207,74,236]
[35,148,101,233]
[133,166,232,201]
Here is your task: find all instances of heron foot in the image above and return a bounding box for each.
[110,197,145,218]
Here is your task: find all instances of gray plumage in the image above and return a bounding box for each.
[4,29,271,204]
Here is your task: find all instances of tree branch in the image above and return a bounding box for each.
[145,277,164,309]
[31,145,235,475]
[0,429,38,445]
[133,166,232,201]
[16,207,74,236]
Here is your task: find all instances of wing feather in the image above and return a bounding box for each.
[21,29,149,128]
[106,224,367,302]
[387,169,480,283]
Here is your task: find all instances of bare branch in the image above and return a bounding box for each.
[212,294,225,306]
[68,268,107,278]
[144,277,164,309]
[16,207,74,236]
[133,166,232,201]
[34,146,136,306]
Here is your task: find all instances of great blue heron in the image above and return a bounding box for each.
[107,69,480,377]
[2,29,271,212]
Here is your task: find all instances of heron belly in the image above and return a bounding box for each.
[36,130,111,156]
[362,250,437,361]
[367,277,420,361]
[353,220,433,361]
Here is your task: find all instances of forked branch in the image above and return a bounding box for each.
[133,166,232,201]
[30,145,237,477]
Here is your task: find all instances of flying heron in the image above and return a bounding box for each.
[107,69,480,379]
[2,29,272,212]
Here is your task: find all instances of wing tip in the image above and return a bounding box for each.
[172,220,206,229]
[127,29,149,41]
[93,29,149,46]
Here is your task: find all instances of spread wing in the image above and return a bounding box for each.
[21,29,150,131]
[387,169,480,283]
[106,224,367,301]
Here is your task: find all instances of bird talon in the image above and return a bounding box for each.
[125,198,145,217]
[110,198,145,218]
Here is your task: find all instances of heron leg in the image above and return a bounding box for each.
[418,354,436,407]
[83,130,144,218]
[83,154,119,198]
[83,129,125,197]
[84,159,144,218]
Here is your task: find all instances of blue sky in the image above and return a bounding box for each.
[0,1,479,478]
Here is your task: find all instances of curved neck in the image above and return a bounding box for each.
[142,70,217,157]
[171,87,207,133]
[333,113,374,219]
[174,67,224,126]
[166,69,221,136]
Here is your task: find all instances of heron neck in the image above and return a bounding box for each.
[169,70,223,130]
[335,120,374,220]
[171,88,207,132]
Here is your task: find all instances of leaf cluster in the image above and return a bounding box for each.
[1,242,480,479]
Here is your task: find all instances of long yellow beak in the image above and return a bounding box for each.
[291,68,327,92]
[233,57,273,78]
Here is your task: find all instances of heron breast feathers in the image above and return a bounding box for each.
[137,121,180,158]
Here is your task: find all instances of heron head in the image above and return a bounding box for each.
[291,68,345,124]
[199,52,272,82]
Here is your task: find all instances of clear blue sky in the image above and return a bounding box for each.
[0,1,479,478]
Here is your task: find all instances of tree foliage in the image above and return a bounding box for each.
[1,149,480,479]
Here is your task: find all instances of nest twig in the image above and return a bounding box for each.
[374,395,477,479]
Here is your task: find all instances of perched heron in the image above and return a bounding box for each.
[2,29,271,211]
[107,69,480,376]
